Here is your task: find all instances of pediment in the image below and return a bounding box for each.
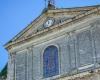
[11,8,81,42]
[5,5,100,48]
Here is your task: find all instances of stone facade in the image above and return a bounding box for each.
[5,5,100,80]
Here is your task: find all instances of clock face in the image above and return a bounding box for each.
[44,18,54,28]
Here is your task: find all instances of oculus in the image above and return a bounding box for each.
[44,18,54,28]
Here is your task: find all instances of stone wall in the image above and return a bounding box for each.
[8,18,100,80]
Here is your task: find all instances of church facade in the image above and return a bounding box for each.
[4,4,100,80]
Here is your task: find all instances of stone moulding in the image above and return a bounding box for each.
[5,6,100,51]
[56,68,100,80]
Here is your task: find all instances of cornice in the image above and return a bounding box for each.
[48,5,100,13]
[5,6,100,51]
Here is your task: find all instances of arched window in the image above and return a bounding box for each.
[43,45,59,78]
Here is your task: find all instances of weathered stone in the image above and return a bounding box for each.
[5,5,100,80]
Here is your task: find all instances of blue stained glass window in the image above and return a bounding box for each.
[43,45,59,78]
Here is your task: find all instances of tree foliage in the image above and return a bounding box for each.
[0,64,7,79]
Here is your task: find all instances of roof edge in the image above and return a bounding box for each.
[4,4,100,49]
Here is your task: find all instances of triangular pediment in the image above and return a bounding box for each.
[5,5,100,48]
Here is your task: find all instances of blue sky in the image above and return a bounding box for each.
[0,0,100,71]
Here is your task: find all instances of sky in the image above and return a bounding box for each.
[0,0,100,72]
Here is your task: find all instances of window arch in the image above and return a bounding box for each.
[43,45,59,78]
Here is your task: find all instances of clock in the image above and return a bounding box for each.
[44,18,54,28]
